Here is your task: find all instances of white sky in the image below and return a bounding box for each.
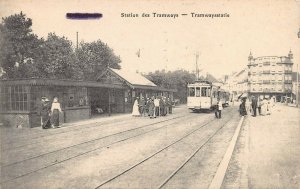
[1,0,299,79]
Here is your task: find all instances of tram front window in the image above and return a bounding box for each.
[201,87,211,97]
[189,87,195,97]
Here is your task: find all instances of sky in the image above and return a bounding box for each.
[1,0,299,79]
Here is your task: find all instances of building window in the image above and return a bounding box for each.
[0,85,29,112]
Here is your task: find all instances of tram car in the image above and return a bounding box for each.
[187,80,229,112]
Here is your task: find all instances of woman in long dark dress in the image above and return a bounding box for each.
[148,98,155,119]
[51,97,62,128]
[239,97,247,116]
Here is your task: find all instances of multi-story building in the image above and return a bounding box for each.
[247,50,293,101]
[223,68,248,101]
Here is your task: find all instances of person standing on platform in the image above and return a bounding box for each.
[38,97,51,129]
[251,96,257,117]
[145,98,150,116]
[149,97,155,118]
[154,96,160,118]
[239,97,247,116]
[266,97,272,115]
[132,97,140,117]
[164,97,169,115]
[50,97,62,128]
[245,97,251,115]
[139,97,146,116]
[261,98,268,116]
[257,97,263,115]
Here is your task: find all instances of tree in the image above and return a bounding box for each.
[36,33,77,79]
[75,40,121,80]
[0,12,42,78]
[145,69,196,103]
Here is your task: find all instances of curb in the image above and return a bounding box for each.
[208,116,245,189]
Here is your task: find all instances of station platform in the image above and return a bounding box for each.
[223,103,300,188]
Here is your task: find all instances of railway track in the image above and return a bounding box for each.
[1,113,198,184]
[94,109,236,188]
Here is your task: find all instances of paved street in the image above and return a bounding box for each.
[223,103,300,189]
[1,105,241,189]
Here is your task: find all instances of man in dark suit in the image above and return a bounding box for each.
[251,95,257,117]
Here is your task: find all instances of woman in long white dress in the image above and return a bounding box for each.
[132,98,140,116]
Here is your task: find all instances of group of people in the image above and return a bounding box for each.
[239,95,275,117]
[132,96,173,118]
[38,97,63,129]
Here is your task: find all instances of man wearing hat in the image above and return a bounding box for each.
[38,97,52,129]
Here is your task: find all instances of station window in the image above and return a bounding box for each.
[0,85,29,112]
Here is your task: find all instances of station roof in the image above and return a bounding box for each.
[0,78,127,89]
[1,68,176,92]
[98,68,176,92]
[109,68,157,87]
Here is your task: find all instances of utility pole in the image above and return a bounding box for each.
[297,28,300,107]
[76,32,79,50]
[296,63,299,107]
[196,52,199,80]
[108,62,111,116]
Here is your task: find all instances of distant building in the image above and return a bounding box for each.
[292,72,300,104]
[223,68,248,101]
[247,50,293,101]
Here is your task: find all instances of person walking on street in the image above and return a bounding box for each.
[50,97,62,128]
[261,98,268,116]
[257,97,262,115]
[251,95,258,117]
[239,97,247,116]
[215,99,223,119]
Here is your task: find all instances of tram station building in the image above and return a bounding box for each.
[0,68,175,128]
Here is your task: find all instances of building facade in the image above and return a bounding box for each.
[247,51,293,101]
[223,68,248,101]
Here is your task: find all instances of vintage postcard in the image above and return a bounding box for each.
[0,0,299,188]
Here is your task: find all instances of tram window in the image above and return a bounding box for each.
[189,87,195,97]
[207,88,211,96]
[201,87,207,97]
[196,87,200,97]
